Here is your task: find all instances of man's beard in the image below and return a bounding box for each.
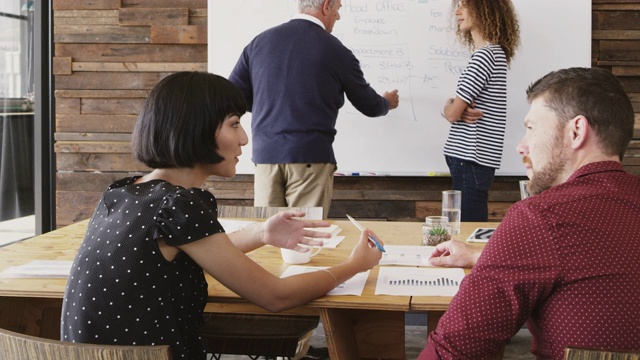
[528,133,566,195]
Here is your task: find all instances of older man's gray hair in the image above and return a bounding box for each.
[298,0,337,13]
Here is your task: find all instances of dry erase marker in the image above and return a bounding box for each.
[346,214,386,252]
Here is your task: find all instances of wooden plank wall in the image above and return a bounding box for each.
[52,0,640,227]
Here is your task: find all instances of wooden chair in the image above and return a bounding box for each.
[202,313,319,360]
[0,327,172,360]
[205,206,323,360]
[564,347,640,360]
[217,205,323,220]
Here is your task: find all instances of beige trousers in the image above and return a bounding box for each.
[254,163,336,219]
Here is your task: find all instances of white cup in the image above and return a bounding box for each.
[280,245,322,265]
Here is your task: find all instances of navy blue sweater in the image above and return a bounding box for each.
[229,18,389,164]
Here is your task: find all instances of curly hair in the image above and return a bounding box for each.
[452,0,520,64]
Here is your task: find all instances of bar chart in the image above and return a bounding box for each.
[376,267,465,296]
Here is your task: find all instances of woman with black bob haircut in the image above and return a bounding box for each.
[61,71,383,359]
[133,71,246,168]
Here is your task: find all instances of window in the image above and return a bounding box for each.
[0,0,35,241]
[0,0,34,109]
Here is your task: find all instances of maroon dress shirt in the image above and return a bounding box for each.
[419,161,640,359]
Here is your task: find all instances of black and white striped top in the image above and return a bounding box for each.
[443,44,508,169]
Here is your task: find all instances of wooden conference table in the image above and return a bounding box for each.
[0,219,493,359]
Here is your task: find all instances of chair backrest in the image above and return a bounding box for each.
[564,347,640,360]
[0,328,172,360]
[217,205,323,220]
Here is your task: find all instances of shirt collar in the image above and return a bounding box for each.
[292,13,326,30]
[566,161,626,182]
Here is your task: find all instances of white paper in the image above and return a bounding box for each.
[280,265,369,296]
[219,219,258,234]
[305,224,341,236]
[375,267,465,296]
[305,225,345,248]
[379,245,436,266]
[0,260,73,278]
[320,235,345,248]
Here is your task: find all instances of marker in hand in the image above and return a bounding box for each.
[346,214,386,252]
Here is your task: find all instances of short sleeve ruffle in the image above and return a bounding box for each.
[155,187,225,247]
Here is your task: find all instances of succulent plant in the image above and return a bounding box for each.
[423,224,451,246]
[429,225,449,236]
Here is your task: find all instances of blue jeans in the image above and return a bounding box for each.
[445,156,496,222]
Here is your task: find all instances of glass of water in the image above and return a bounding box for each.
[519,180,531,200]
[442,190,461,235]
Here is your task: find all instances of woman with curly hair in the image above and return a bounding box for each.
[441,0,520,222]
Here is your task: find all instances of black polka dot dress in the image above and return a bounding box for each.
[61,177,225,360]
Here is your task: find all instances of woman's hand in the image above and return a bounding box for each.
[460,103,483,124]
[345,228,384,272]
[261,210,331,251]
[442,98,483,124]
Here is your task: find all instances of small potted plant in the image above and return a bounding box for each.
[422,216,452,246]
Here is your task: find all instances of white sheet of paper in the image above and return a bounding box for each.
[305,224,341,236]
[379,245,436,266]
[219,219,258,233]
[0,260,73,278]
[375,266,465,296]
[280,265,369,296]
[320,235,345,248]
[304,225,344,248]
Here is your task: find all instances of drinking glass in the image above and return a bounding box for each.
[519,180,531,200]
[441,190,461,235]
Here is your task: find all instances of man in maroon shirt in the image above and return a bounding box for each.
[419,67,640,359]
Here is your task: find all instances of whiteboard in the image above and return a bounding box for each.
[208,0,591,176]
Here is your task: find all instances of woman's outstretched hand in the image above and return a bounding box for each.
[261,210,331,251]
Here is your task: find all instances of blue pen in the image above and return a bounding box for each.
[346,214,386,252]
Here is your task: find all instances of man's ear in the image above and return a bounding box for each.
[322,0,332,15]
[568,115,589,150]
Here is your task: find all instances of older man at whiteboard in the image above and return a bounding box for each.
[229,0,399,218]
